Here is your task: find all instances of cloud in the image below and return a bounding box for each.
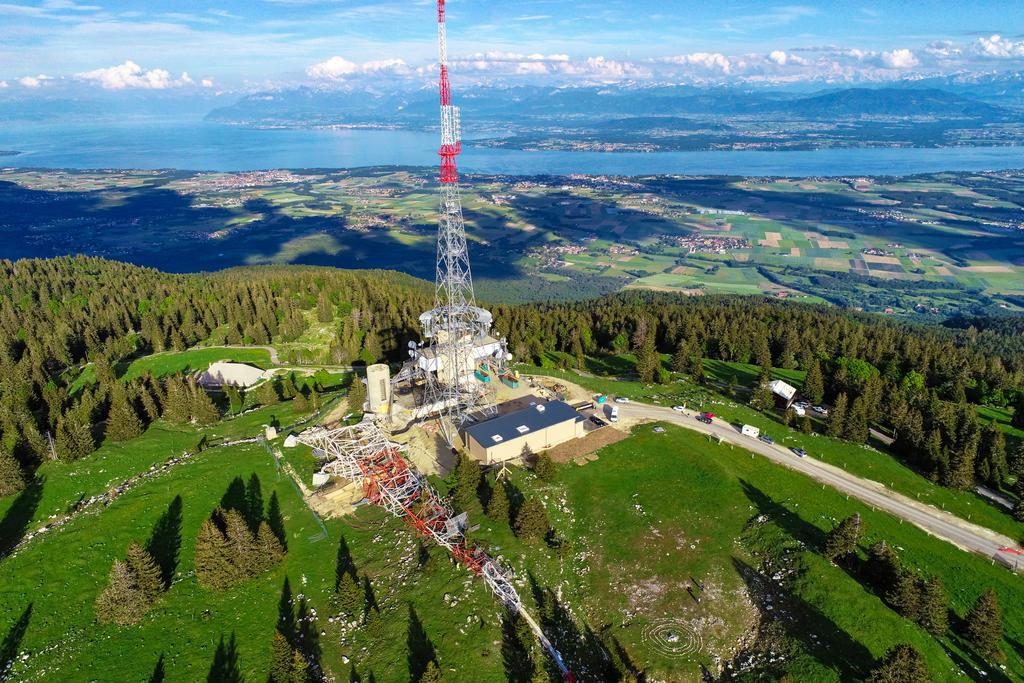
[41,0,101,10]
[656,52,732,73]
[18,75,50,88]
[75,61,194,89]
[768,50,789,66]
[0,80,7,88]
[974,34,1024,58]
[201,77,214,88]
[306,55,408,80]
[444,52,643,81]
[880,48,919,69]
[924,40,961,59]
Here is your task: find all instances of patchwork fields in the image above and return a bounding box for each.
[1,167,1022,312]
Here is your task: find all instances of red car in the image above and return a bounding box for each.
[697,412,715,424]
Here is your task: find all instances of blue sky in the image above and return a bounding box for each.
[1,1,1023,92]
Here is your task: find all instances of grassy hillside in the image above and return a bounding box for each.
[521,355,1024,543]
[3,413,1023,680]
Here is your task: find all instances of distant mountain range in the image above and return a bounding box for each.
[204,82,1018,130]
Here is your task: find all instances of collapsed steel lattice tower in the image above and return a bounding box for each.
[298,423,574,680]
[418,0,506,445]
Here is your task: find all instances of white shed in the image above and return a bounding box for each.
[768,379,797,407]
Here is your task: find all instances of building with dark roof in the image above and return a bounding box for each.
[464,400,585,464]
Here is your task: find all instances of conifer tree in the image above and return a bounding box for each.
[919,575,949,635]
[514,499,550,541]
[866,541,900,590]
[125,542,164,604]
[364,607,384,639]
[140,389,161,426]
[257,379,280,407]
[269,630,294,683]
[290,649,309,683]
[105,389,144,442]
[866,644,930,683]
[965,589,1004,661]
[293,390,310,414]
[95,559,148,625]
[977,420,1007,487]
[823,513,862,561]
[190,381,220,426]
[347,375,366,414]
[225,385,243,415]
[827,393,848,439]
[223,508,258,573]
[887,571,922,621]
[336,572,365,619]
[452,452,482,512]
[803,359,825,405]
[162,376,191,424]
[316,292,334,323]
[751,382,775,412]
[421,660,443,683]
[799,414,813,434]
[0,447,25,497]
[55,412,95,461]
[845,396,870,444]
[1011,392,1024,430]
[486,479,510,524]
[255,521,286,573]
[534,452,556,481]
[195,515,234,591]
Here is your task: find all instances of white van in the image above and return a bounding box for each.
[610,405,619,422]
[741,425,760,438]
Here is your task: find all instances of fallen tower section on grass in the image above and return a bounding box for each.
[297,422,575,681]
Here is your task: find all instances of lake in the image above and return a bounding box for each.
[4,119,1024,177]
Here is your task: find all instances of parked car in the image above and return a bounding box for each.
[696,416,712,424]
[672,405,685,412]
[614,397,630,404]
[813,405,829,416]
[759,435,775,445]
[791,447,809,458]
[590,416,607,426]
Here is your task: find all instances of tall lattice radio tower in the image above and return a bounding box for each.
[417,0,508,445]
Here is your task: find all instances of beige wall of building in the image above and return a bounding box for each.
[466,418,584,465]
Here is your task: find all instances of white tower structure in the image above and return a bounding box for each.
[418,0,508,445]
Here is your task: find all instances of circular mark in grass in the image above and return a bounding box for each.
[641,618,704,658]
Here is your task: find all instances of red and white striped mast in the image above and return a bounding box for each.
[419,0,502,445]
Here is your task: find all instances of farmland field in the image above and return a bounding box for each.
[1,167,1022,313]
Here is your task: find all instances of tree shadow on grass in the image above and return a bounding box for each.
[244,474,263,534]
[406,605,437,683]
[0,603,32,682]
[147,653,165,683]
[146,495,183,588]
[941,617,1012,683]
[739,479,826,551]
[731,557,874,680]
[207,632,244,683]
[277,577,296,645]
[335,535,355,590]
[297,596,322,682]
[0,477,44,560]
[500,612,532,683]
[220,477,247,517]
[527,573,618,681]
[267,492,287,551]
